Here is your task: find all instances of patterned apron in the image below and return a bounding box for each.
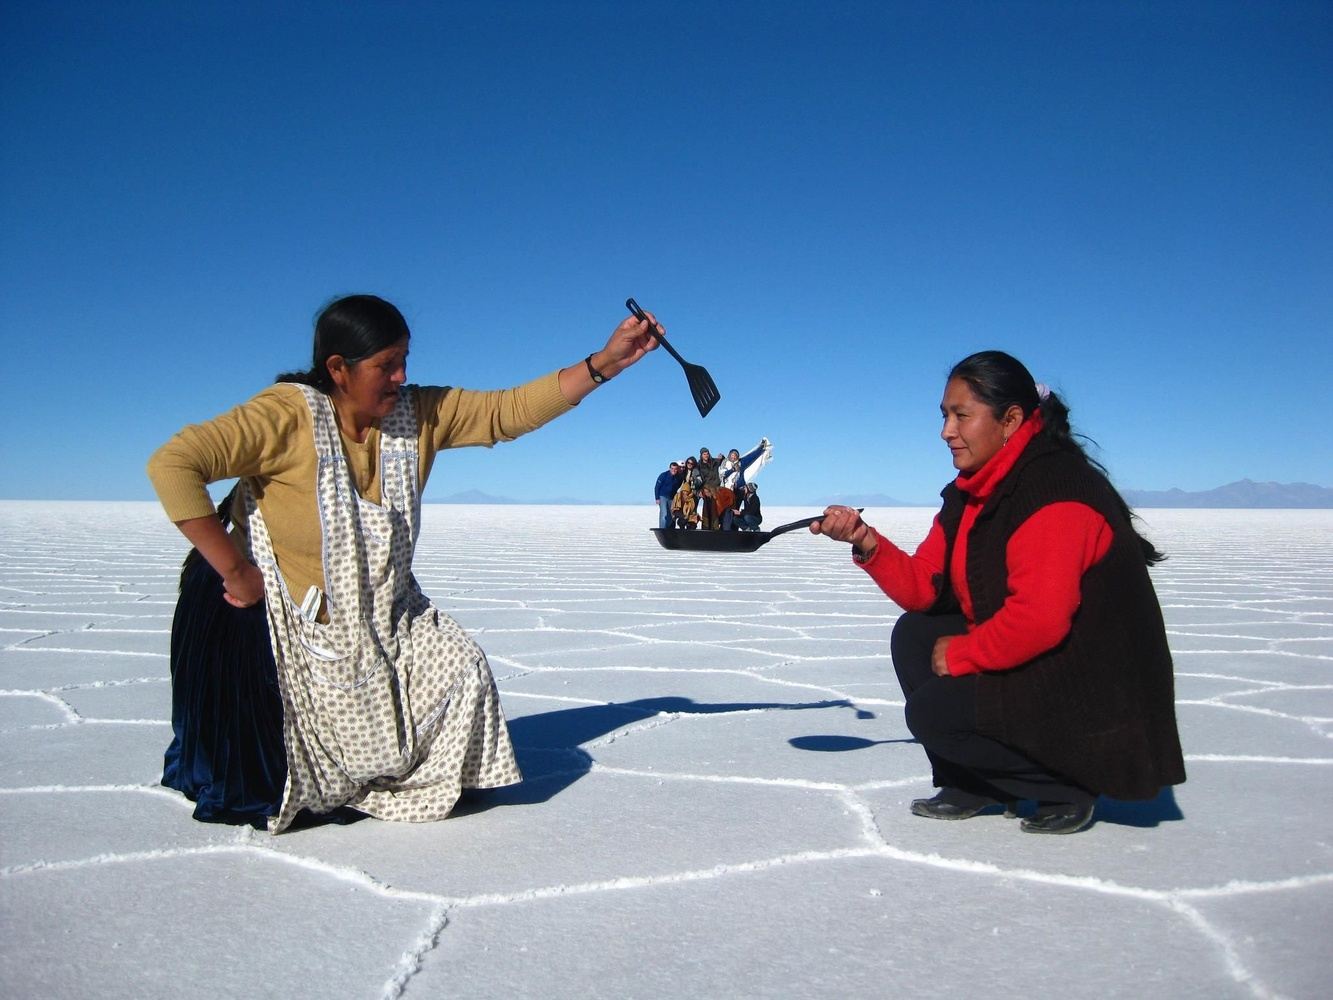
[243,384,521,833]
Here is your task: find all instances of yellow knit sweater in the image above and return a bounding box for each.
[147,374,572,600]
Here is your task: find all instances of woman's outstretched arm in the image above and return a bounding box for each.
[556,308,661,404]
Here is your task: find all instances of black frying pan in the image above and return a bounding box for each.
[651,514,826,553]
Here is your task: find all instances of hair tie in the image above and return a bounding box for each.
[1035,382,1051,402]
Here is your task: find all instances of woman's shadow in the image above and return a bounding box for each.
[455,695,868,813]
[458,698,1185,828]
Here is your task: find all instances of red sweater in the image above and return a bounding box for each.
[857,412,1113,676]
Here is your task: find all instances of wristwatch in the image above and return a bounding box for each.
[585,354,608,384]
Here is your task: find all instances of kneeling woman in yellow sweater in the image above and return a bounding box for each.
[148,294,658,832]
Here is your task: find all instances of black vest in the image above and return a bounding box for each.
[929,436,1185,799]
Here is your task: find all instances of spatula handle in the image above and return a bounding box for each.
[626,297,686,365]
[625,297,655,329]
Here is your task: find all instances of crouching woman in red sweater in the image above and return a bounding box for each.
[813,351,1185,835]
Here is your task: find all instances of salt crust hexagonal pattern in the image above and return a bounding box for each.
[1,502,1329,999]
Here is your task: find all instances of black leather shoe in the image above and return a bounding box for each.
[1020,801,1095,835]
[910,791,1008,821]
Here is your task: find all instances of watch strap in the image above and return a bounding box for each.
[585,354,608,384]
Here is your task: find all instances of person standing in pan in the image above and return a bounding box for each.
[148,294,660,832]
[695,447,722,529]
[812,351,1184,834]
[719,439,773,529]
[654,461,684,529]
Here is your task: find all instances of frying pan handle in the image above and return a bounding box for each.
[766,516,823,538]
[767,508,866,540]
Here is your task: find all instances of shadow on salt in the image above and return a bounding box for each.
[455,694,870,813]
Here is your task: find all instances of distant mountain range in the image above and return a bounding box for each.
[429,481,1333,509]
[1121,479,1333,509]
[814,482,1333,510]
[429,490,931,508]
[815,482,1333,510]
[428,489,591,506]
[808,492,924,508]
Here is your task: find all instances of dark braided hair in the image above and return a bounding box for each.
[275,294,411,392]
[948,351,1164,564]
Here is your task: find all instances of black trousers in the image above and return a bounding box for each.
[891,612,1092,806]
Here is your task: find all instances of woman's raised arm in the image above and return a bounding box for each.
[556,309,661,404]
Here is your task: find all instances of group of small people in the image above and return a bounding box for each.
[654,440,771,531]
[151,293,1183,838]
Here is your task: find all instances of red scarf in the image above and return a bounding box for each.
[950,410,1044,621]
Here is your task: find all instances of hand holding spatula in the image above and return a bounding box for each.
[627,297,721,418]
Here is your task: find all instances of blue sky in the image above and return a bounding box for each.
[3,1,1329,506]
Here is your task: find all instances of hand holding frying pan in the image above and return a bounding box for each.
[651,510,861,552]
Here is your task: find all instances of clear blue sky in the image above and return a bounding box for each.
[3,1,1329,505]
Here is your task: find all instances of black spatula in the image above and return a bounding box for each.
[626,297,721,418]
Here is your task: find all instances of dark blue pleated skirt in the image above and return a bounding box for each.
[162,556,287,827]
